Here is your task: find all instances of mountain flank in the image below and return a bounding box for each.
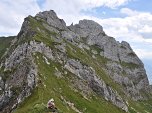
[0,10,152,113]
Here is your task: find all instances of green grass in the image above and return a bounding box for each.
[120,61,139,69]
[90,44,104,54]
[0,36,14,59]
[28,16,61,49]
[127,99,152,113]
[28,16,59,37]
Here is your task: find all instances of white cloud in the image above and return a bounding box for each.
[0,0,133,36]
[138,25,152,33]
[41,0,132,25]
[73,0,131,9]
[120,8,139,16]
[95,8,152,45]
[0,0,40,36]
[43,0,131,12]
[135,49,152,59]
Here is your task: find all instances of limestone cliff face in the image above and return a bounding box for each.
[69,20,143,65]
[69,19,150,100]
[0,10,151,113]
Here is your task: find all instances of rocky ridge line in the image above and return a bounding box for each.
[0,10,151,112]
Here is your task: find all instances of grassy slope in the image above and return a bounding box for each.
[0,36,14,59]
[13,16,152,113]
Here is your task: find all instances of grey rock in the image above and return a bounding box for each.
[118,41,143,65]
[36,10,67,30]
[69,19,105,38]
[64,59,128,112]
[0,41,54,112]
[42,23,60,34]
[29,41,54,59]
[54,67,62,78]
[61,30,80,45]
[78,43,90,50]
[4,41,53,70]
[70,20,144,65]
[55,43,66,53]
[105,61,149,100]
[27,63,37,88]
[100,51,104,56]
[91,50,98,55]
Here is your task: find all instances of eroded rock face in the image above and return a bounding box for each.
[105,62,145,100]
[69,20,143,65]
[0,41,54,112]
[107,59,151,100]
[64,59,128,112]
[68,18,149,101]
[118,41,143,65]
[4,41,53,70]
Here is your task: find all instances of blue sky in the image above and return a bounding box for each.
[0,0,152,84]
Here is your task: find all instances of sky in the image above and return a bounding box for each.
[0,0,152,84]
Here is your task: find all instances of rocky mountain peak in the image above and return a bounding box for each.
[35,10,67,30]
[69,19,105,38]
[0,10,152,113]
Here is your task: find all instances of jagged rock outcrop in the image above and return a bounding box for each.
[0,10,151,113]
[69,20,143,65]
[105,61,145,100]
[69,19,105,38]
[68,18,150,100]
[64,59,128,111]
[36,10,67,30]
[0,41,54,112]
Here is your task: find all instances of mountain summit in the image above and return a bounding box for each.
[0,10,152,113]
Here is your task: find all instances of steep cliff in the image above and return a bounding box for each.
[0,10,152,113]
